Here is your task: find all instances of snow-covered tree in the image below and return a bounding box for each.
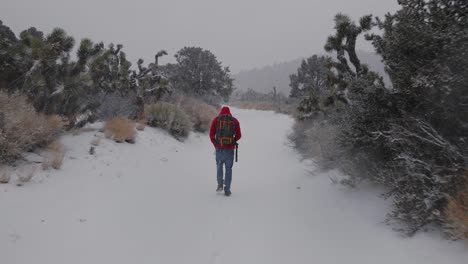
[0,20,20,89]
[367,0,468,154]
[289,55,331,98]
[324,13,384,104]
[317,1,468,235]
[170,47,234,102]
[0,20,170,124]
[362,0,468,234]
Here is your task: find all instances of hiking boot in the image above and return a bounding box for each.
[224,189,232,196]
[216,185,224,192]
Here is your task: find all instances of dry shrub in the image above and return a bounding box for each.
[289,119,340,168]
[41,141,65,170]
[446,174,468,239]
[0,168,10,184]
[104,116,136,143]
[145,102,192,140]
[0,91,64,164]
[47,141,65,169]
[177,96,217,133]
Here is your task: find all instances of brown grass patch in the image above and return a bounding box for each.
[48,141,65,169]
[41,141,65,170]
[0,168,10,184]
[0,91,64,164]
[176,96,218,133]
[145,102,192,140]
[446,183,468,239]
[104,116,136,143]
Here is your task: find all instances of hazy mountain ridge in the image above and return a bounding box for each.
[233,50,390,95]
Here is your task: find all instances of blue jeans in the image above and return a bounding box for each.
[216,148,234,190]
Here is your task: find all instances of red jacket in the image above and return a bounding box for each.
[209,106,241,149]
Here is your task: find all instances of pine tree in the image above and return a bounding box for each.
[171,47,234,102]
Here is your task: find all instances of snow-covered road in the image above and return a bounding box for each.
[1,108,467,264]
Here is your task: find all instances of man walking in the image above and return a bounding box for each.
[209,106,241,196]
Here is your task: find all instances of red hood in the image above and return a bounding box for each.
[219,106,232,116]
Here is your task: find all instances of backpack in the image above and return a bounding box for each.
[215,115,236,146]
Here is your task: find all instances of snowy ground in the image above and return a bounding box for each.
[1,108,467,264]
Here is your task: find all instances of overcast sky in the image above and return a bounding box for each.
[1,0,399,73]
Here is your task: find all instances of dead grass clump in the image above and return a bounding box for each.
[446,175,468,239]
[41,141,65,170]
[289,119,340,169]
[104,116,136,143]
[0,168,10,184]
[177,96,217,133]
[0,91,64,164]
[145,102,192,140]
[47,141,65,170]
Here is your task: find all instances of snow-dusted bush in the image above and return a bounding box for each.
[346,1,468,234]
[145,102,191,140]
[294,3,468,236]
[289,118,340,170]
[0,92,63,164]
[170,47,234,101]
[343,114,466,234]
[0,21,170,128]
[295,92,323,121]
[104,116,136,143]
[326,64,467,234]
[289,55,330,98]
[176,96,217,133]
